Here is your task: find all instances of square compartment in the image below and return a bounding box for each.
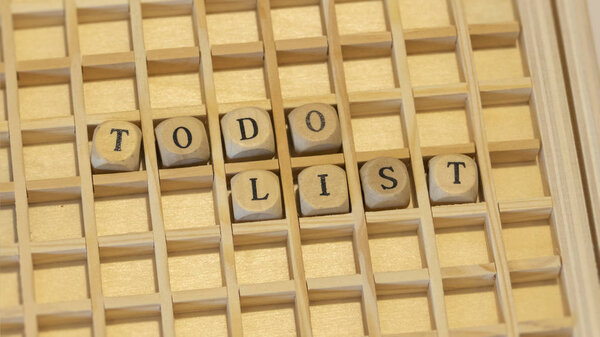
[399,0,452,29]
[344,56,396,92]
[473,45,528,82]
[38,322,92,337]
[310,298,366,337]
[79,20,132,55]
[162,188,216,230]
[351,112,406,152]
[0,265,21,308]
[407,51,463,87]
[512,279,567,322]
[175,310,228,337]
[148,72,202,108]
[462,0,516,24]
[106,315,161,337]
[492,160,547,201]
[213,67,267,103]
[416,107,471,147]
[377,292,433,334]
[95,193,152,236]
[34,259,89,303]
[302,236,356,279]
[23,141,78,181]
[369,231,424,273]
[335,0,387,35]
[502,219,555,261]
[483,103,536,142]
[29,199,84,242]
[143,15,196,50]
[241,303,297,337]
[14,25,66,61]
[207,10,259,45]
[436,225,491,268]
[278,61,332,99]
[18,82,72,120]
[445,286,501,329]
[0,204,17,245]
[101,254,157,297]
[0,144,12,182]
[271,5,323,40]
[168,248,222,291]
[234,241,290,284]
[83,77,138,114]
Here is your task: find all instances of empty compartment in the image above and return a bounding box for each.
[0,142,12,182]
[234,239,290,285]
[161,188,216,230]
[148,72,202,109]
[143,15,196,50]
[416,106,472,147]
[279,61,332,99]
[106,315,161,337]
[206,9,259,45]
[473,44,528,82]
[18,81,72,120]
[175,309,228,337]
[462,0,516,24]
[492,160,548,201]
[436,225,491,267]
[483,102,537,142]
[0,265,21,308]
[100,253,157,297]
[407,50,464,87]
[369,230,424,272]
[344,55,397,93]
[399,0,452,29]
[302,235,357,279]
[241,303,298,337]
[79,15,132,55]
[445,286,501,329]
[34,259,89,303]
[335,0,387,35]
[0,204,17,245]
[167,247,222,291]
[271,4,323,40]
[377,291,433,334]
[95,193,152,236]
[213,66,267,104]
[310,297,366,337]
[23,140,78,181]
[512,279,568,322]
[83,76,138,114]
[38,321,92,337]
[14,20,66,61]
[29,198,84,242]
[502,219,556,261]
[351,112,406,152]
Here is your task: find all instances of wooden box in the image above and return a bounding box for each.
[0,0,599,336]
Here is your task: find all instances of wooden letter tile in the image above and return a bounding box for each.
[428,154,479,204]
[360,157,411,210]
[288,103,342,155]
[155,117,210,168]
[298,165,349,216]
[231,170,283,221]
[91,121,142,172]
[221,107,275,161]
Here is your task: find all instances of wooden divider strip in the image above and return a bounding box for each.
[191,0,244,334]
[63,0,106,335]
[449,0,518,335]
[256,0,313,335]
[1,2,38,336]
[128,1,175,335]
[321,0,381,334]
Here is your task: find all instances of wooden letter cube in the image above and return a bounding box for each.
[221,107,275,161]
[91,121,142,172]
[298,165,349,216]
[231,170,283,221]
[428,154,479,204]
[287,103,342,155]
[155,117,210,168]
[360,157,411,210]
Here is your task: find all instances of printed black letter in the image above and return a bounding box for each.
[447,161,466,184]
[172,126,192,149]
[318,174,330,196]
[378,166,398,190]
[305,110,326,132]
[110,128,130,152]
[250,178,269,200]
[237,118,259,140]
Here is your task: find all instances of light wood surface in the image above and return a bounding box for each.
[0,0,598,336]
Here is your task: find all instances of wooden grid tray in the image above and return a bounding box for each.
[0,0,599,336]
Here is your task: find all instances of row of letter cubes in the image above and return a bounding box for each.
[90,104,478,220]
[91,103,342,171]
